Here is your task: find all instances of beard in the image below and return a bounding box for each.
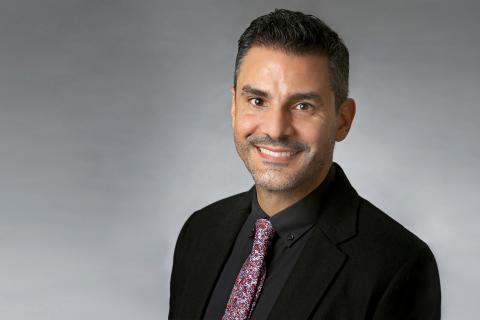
[233,133,335,193]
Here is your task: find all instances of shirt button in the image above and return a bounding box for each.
[287,233,295,241]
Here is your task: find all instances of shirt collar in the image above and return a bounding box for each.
[250,164,336,247]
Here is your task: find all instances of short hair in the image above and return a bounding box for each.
[234,9,349,109]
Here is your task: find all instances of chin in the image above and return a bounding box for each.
[251,172,303,192]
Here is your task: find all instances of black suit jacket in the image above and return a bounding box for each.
[169,164,441,319]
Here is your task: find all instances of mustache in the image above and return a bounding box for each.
[246,135,309,152]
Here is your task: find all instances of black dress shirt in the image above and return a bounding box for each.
[203,165,336,319]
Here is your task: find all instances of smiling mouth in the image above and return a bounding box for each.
[255,146,301,161]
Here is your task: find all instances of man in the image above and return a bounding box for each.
[169,9,441,320]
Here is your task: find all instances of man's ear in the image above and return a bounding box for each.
[230,86,236,129]
[335,98,356,142]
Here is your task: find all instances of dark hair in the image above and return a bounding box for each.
[234,9,349,109]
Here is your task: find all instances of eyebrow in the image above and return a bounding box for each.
[240,85,324,105]
[240,85,271,99]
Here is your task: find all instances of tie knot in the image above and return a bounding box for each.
[254,218,275,244]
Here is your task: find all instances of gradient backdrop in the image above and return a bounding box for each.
[1,0,479,319]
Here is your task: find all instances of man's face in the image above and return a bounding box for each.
[231,46,353,193]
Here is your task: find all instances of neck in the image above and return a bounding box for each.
[256,163,332,216]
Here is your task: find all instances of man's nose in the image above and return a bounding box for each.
[261,107,294,139]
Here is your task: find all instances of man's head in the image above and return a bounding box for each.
[234,9,349,110]
[231,9,355,196]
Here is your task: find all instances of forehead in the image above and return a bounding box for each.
[236,46,332,94]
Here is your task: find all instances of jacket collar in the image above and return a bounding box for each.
[315,162,359,244]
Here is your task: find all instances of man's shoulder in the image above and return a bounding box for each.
[351,195,433,266]
[358,196,426,244]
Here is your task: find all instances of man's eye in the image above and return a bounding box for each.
[295,103,312,111]
[248,98,264,107]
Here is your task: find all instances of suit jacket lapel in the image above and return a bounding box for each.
[268,163,360,319]
[268,227,346,320]
[183,188,253,318]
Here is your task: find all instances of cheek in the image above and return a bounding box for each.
[234,113,259,136]
[296,120,335,147]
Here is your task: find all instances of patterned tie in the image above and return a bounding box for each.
[222,218,275,320]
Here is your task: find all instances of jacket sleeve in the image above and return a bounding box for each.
[168,212,196,319]
[373,244,441,320]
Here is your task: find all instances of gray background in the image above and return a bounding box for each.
[1,0,478,319]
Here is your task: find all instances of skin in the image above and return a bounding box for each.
[231,46,356,216]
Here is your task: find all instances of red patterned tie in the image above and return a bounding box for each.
[222,218,275,320]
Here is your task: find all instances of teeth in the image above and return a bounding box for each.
[258,147,295,157]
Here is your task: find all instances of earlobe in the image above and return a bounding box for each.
[335,98,356,142]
